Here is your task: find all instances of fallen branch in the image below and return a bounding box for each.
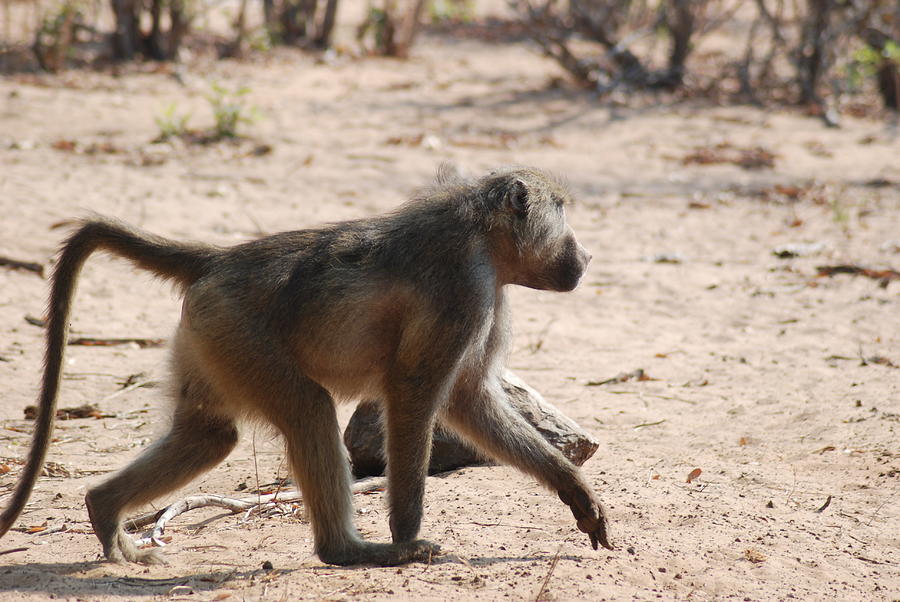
[36,523,69,536]
[137,495,259,547]
[633,419,666,431]
[102,378,159,402]
[24,315,46,327]
[586,368,655,386]
[346,370,599,477]
[817,265,900,288]
[126,478,386,546]
[23,403,114,420]
[0,256,44,277]
[68,337,167,349]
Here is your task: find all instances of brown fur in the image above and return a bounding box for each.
[0,166,611,566]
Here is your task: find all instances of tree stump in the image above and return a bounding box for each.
[344,370,599,478]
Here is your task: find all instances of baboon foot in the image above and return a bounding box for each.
[385,539,441,565]
[104,530,165,565]
[558,486,613,551]
[87,492,165,565]
[319,539,441,567]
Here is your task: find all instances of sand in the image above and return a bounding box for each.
[0,13,898,602]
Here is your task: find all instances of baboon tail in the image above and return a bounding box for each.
[0,218,218,539]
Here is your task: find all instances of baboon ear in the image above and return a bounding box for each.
[505,178,529,217]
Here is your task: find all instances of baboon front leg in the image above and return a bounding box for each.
[442,380,612,550]
[275,379,438,566]
[383,401,438,544]
[85,389,238,564]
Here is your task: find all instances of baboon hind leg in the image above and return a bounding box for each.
[85,376,238,564]
[274,378,438,566]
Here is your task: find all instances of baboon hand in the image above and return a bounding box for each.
[558,486,613,551]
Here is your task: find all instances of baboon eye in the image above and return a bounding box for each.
[506,178,528,217]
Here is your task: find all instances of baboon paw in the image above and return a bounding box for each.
[106,532,166,565]
[130,547,166,565]
[400,539,441,564]
[576,512,612,551]
[558,487,614,551]
[319,539,441,567]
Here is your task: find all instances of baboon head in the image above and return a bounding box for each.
[479,168,592,292]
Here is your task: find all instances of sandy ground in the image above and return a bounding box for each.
[1,13,899,602]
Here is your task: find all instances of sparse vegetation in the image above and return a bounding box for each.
[206,82,258,140]
[509,0,900,114]
[153,103,191,142]
[6,0,900,117]
[429,0,474,23]
[357,0,426,57]
[150,84,259,146]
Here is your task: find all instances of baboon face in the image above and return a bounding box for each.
[542,225,592,292]
[486,169,592,292]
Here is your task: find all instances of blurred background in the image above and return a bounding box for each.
[1,0,898,118]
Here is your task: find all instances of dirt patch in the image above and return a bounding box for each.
[1,18,898,602]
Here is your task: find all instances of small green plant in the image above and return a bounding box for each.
[248,27,274,53]
[357,6,391,54]
[428,0,474,23]
[829,197,850,230]
[846,40,900,92]
[153,102,191,141]
[205,82,259,140]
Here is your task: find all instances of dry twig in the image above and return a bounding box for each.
[126,478,387,547]
[68,337,167,348]
[586,368,655,386]
[534,545,562,601]
[817,265,900,289]
[0,256,44,277]
[815,495,833,513]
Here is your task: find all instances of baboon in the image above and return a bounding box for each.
[0,166,611,566]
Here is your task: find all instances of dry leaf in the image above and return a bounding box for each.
[686,468,702,483]
[651,474,661,480]
[743,548,766,563]
[738,437,748,446]
[0,464,10,474]
[52,139,77,152]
